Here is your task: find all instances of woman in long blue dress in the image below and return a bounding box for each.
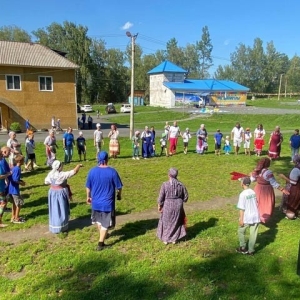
[45,160,83,233]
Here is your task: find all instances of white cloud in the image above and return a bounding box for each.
[224,39,234,46]
[121,22,133,30]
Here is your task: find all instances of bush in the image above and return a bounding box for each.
[9,122,21,132]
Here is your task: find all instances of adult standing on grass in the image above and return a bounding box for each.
[157,168,189,245]
[250,157,289,223]
[289,129,300,163]
[45,160,83,234]
[268,126,283,160]
[141,126,152,159]
[231,122,244,155]
[7,131,22,168]
[94,123,104,160]
[196,124,208,154]
[236,177,260,256]
[168,121,181,155]
[279,154,300,220]
[88,115,93,130]
[253,124,266,140]
[108,124,120,159]
[86,151,123,251]
[63,127,75,164]
[44,130,58,167]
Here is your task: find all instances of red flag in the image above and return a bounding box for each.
[230,171,248,180]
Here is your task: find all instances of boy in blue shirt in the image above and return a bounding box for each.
[289,129,300,162]
[9,154,26,223]
[214,129,223,156]
[76,131,86,161]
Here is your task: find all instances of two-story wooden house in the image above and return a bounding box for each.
[0,41,79,131]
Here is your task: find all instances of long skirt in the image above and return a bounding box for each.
[48,188,69,233]
[254,183,275,223]
[282,180,300,217]
[157,198,186,243]
[109,139,120,156]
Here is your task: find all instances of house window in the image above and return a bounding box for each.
[6,75,21,90]
[39,76,53,91]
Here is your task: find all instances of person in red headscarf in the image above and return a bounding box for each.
[251,157,289,223]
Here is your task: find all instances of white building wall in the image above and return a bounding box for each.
[149,72,185,108]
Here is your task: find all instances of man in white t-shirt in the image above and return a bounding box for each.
[236,177,260,256]
[231,122,244,155]
[94,123,104,160]
[168,121,181,155]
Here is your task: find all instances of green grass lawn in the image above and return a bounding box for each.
[1,100,300,299]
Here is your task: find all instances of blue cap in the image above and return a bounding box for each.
[98,151,108,164]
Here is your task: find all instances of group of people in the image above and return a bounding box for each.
[1,118,300,256]
[234,154,300,256]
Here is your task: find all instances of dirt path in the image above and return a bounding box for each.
[0,191,282,245]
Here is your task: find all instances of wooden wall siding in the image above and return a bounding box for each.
[0,66,77,130]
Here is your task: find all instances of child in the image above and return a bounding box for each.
[76,131,86,161]
[9,154,26,223]
[132,131,140,160]
[223,136,231,155]
[182,128,192,154]
[254,133,265,156]
[244,128,252,155]
[94,123,104,160]
[24,134,36,171]
[236,177,260,256]
[160,133,168,157]
[214,129,223,156]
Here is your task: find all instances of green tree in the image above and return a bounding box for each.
[33,21,92,103]
[0,25,31,42]
[196,26,213,78]
[166,38,185,66]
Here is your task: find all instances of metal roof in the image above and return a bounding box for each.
[148,60,187,74]
[163,79,249,92]
[0,41,79,69]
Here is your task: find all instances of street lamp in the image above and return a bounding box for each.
[126,31,138,139]
[278,73,284,101]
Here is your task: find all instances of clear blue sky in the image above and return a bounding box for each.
[1,0,299,74]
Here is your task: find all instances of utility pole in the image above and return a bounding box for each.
[126,31,138,139]
[278,73,284,101]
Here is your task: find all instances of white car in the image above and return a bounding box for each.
[80,105,93,113]
[120,103,131,113]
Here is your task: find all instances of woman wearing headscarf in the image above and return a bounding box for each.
[45,160,83,233]
[108,124,120,159]
[279,154,300,219]
[7,131,22,168]
[44,130,58,167]
[268,126,283,160]
[196,124,208,154]
[157,168,189,244]
[251,157,289,223]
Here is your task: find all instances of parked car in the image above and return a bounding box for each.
[120,103,131,113]
[105,103,117,114]
[80,104,93,113]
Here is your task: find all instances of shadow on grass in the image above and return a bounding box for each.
[110,218,158,244]
[31,256,177,300]
[186,217,218,240]
[256,205,286,253]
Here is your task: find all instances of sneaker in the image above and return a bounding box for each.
[236,247,247,254]
[13,218,25,224]
[96,243,110,251]
[136,157,140,160]
[33,164,39,168]
[246,251,254,256]
[132,157,136,160]
[0,223,8,228]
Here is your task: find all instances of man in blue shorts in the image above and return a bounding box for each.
[86,151,123,251]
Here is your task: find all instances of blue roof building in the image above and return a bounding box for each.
[148,60,249,107]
